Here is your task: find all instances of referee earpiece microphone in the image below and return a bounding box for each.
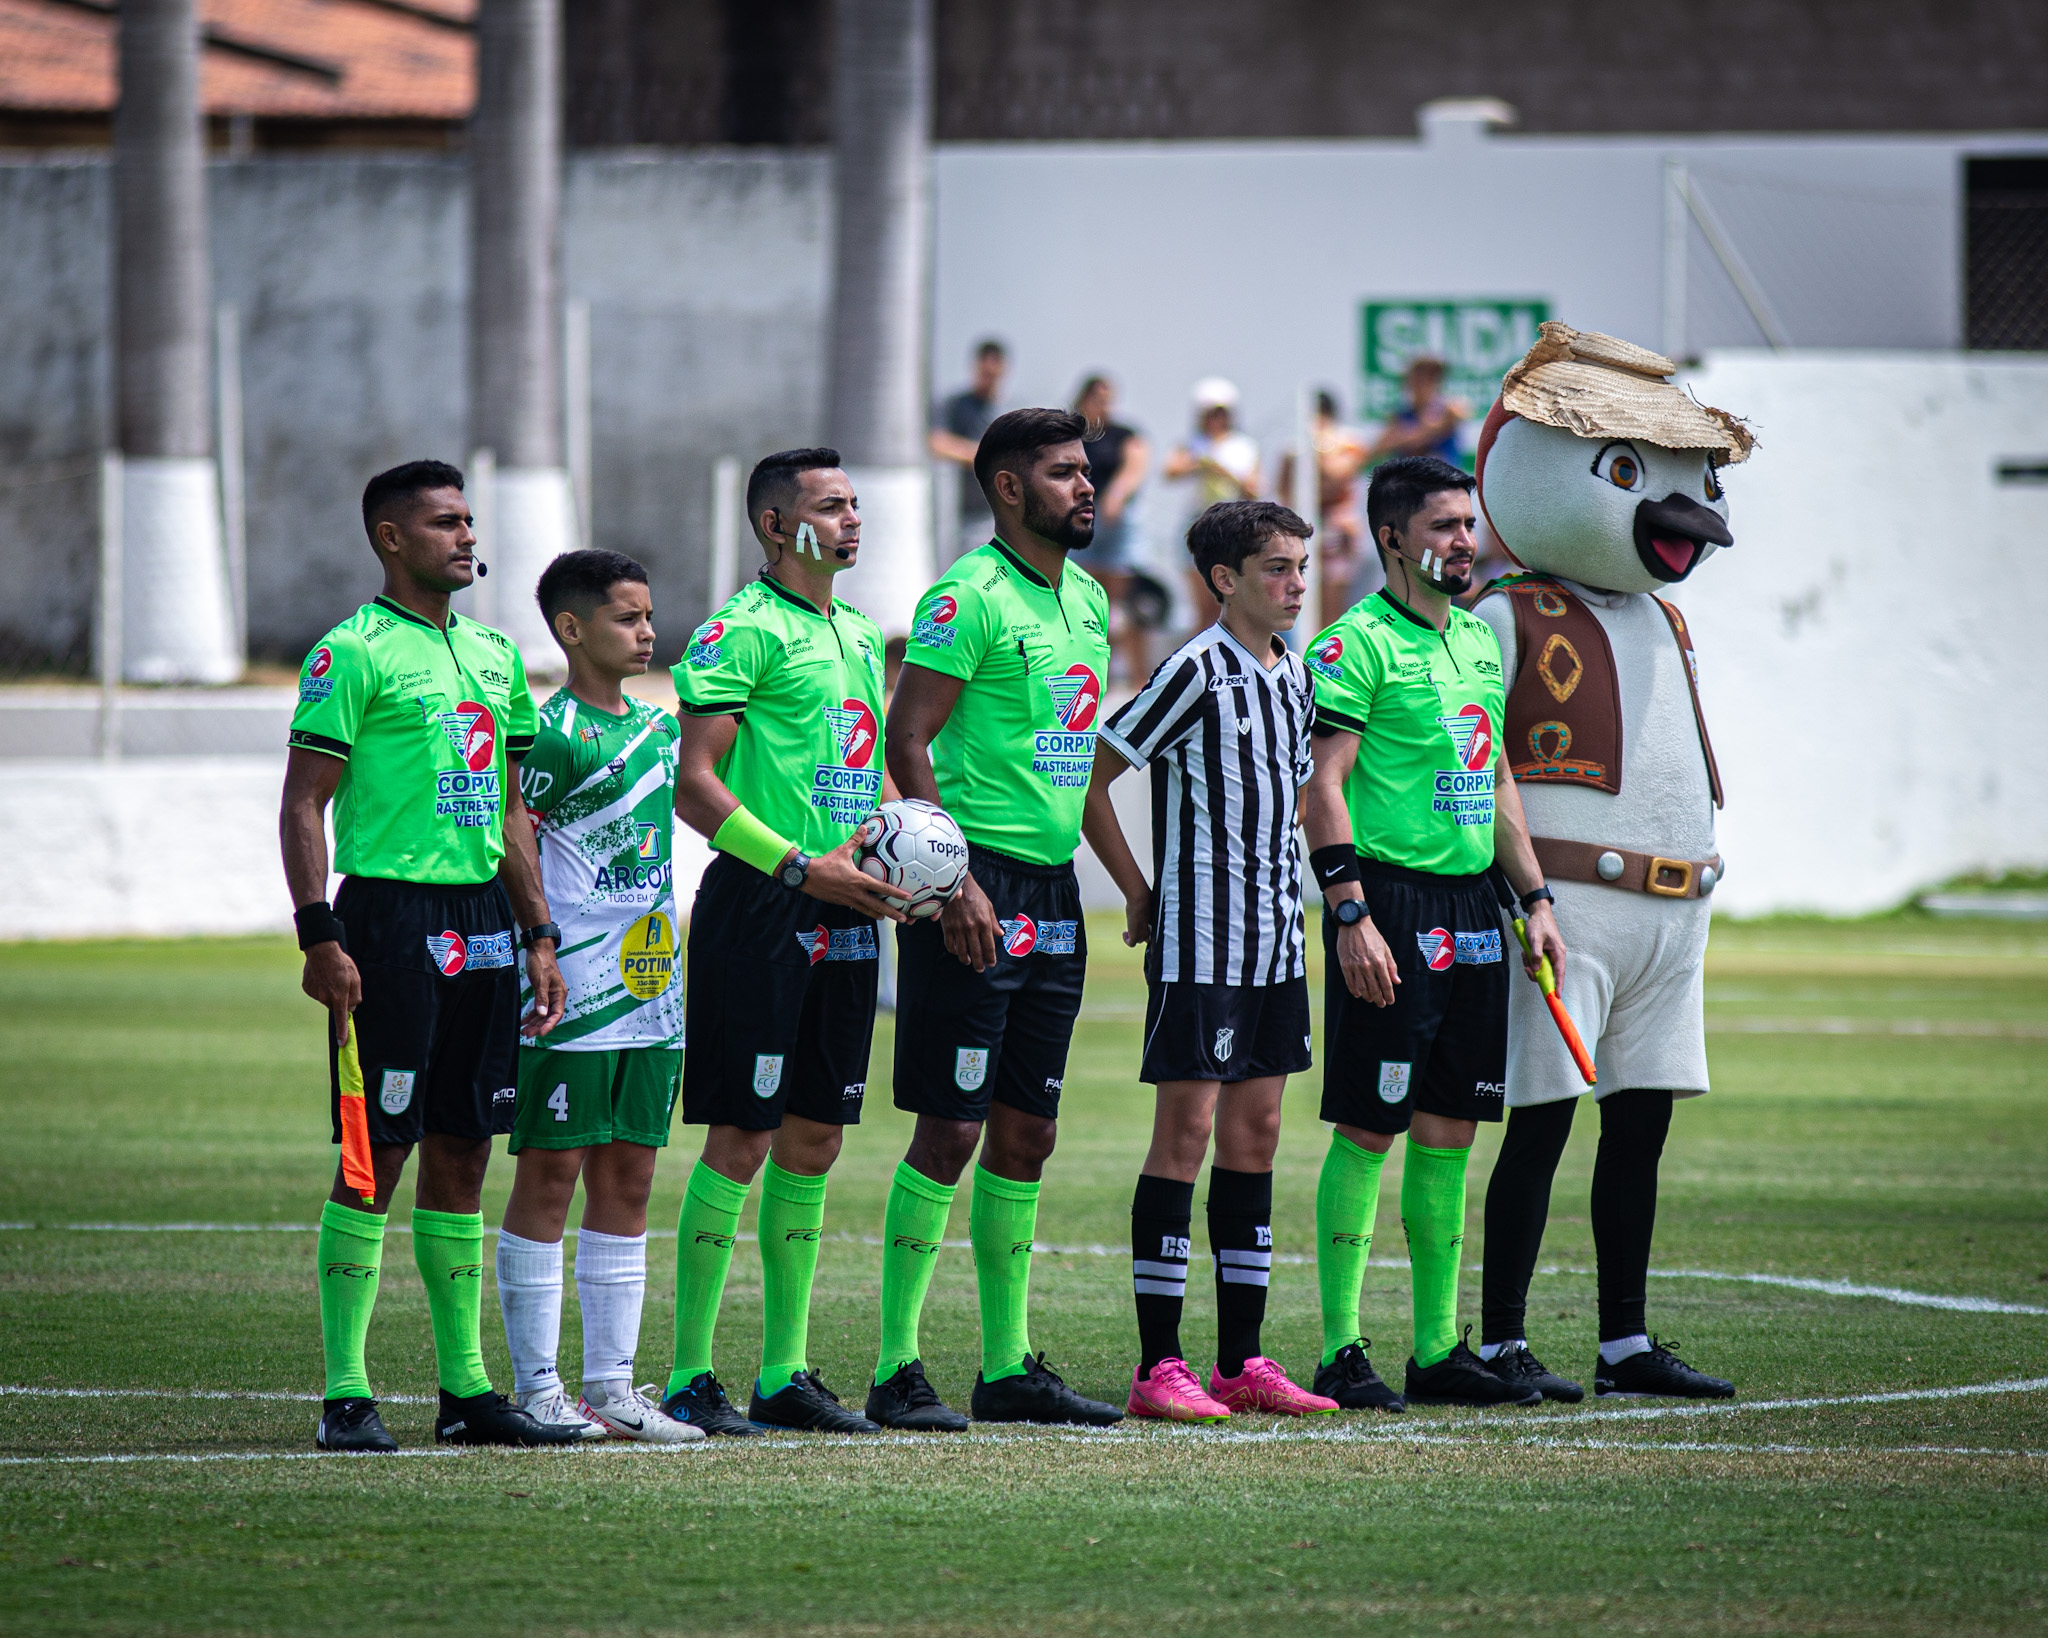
[474,557,488,577]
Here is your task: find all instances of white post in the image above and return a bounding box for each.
[97,450,124,761]
[216,300,247,666]
[467,446,498,628]
[709,454,741,618]
[1662,158,1689,364]
[1294,384,1323,643]
[565,296,591,552]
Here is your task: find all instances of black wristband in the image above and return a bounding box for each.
[520,921,562,950]
[1308,843,1361,890]
[294,901,345,951]
[1518,884,1555,913]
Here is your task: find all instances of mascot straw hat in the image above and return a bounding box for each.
[1485,321,1754,464]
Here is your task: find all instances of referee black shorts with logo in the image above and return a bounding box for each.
[894,845,1086,1123]
[1320,860,1509,1136]
[329,874,523,1147]
[1139,971,1311,1086]
[682,852,878,1133]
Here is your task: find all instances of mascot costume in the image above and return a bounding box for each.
[1469,323,1751,1401]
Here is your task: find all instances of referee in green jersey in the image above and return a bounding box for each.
[1300,454,1567,1410]
[661,448,905,1437]
[869,408,1124,1429]
[281,460,580,1452]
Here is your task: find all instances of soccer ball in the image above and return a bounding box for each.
[856,799,969,918]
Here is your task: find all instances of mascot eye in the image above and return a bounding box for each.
[1703,463,1723,502]
[1591,442,1646,492]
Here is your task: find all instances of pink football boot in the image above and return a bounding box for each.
[1210,1356,1340,1416]
[1127,1357,1231,1423]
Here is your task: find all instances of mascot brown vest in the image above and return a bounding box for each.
[1497,575,1723,808]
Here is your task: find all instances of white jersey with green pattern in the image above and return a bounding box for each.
[517,689,686,1051]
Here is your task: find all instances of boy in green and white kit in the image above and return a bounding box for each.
[494,550,701,1443]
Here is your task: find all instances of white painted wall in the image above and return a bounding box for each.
[1672,352,2048,915]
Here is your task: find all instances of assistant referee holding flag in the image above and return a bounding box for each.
[282,460,579,1452]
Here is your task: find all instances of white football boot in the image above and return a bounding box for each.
[579,1380,706,1444]
[511,1383,608,1441]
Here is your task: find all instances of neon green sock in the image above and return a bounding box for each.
[757,1160,829,1397]
[1402,1138,1471,1368]
[666,1160,750,1395]
[410,1208,492,1398]
[874,1161,957,1385]
[1316,1131,1387,1365]
[970,1166,1039,1382]
[317,1200,385,1400]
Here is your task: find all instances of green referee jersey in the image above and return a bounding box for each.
[1306,587,1507,877]
[671,575,888,860]
[289,597,537,884]
[517,689,686,1050]
[906,538,1111,865]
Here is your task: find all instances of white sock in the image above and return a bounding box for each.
[1477,1339,1523,1362]
[575,1227,647,1389]
[1599,1333,1651,1365]
[495,1229,564,1396]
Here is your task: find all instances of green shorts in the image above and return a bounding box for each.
[510,1045,682,1152]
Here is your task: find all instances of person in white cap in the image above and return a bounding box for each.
[1166,380,1264,623]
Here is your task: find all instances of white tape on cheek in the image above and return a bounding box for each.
[797,522,821,559]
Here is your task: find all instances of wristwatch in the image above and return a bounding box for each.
[520,921,561,950]
[1332,898,1369,927]
[777,851,812,891]
[1518,884,1556,913]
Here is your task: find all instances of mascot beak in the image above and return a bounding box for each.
[1632,493,1734,583]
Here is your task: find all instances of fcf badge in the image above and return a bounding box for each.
[752,1055,784,1098]
[954,1048,988,1091]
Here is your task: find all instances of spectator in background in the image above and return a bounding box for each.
[1076,374,1152,685]
[930,339,1008,557]
[1166,379,1263,628]
[1366,355,1467,467]
[1278,390,1375,620]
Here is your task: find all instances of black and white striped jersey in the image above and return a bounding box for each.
[1099,623,1315,986]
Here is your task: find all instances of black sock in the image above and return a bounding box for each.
[1479,1098,1577,1346]
[1207,1167,1273,1378]
[1593,1088,1673,1341]
[1132,1174,1194,1374]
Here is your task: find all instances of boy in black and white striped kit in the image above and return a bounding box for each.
[1083,500,1338,1422]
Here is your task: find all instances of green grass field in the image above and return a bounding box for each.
[2,914,2045,1635]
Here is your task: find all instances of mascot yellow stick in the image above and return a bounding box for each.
[1487,869,1597,1086]
[335,1018,378,1206]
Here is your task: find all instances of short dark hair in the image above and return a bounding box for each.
[974,338,1006,361]
[973,407,1087,505]
[361,459,463,545]
[1187,500,1311,602]
[535,549,649,634]
[745,447,841,537]
[1366,455,1474,548]
[1315,389,1341,420]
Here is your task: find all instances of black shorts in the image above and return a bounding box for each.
[681,853,879,1132]
[328,874,523,1147]
[1320,860,1508,1134]
[893,846,1086,1123]
[1139,975,1312,1085]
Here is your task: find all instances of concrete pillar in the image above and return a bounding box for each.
[471,0,575,666]
[113,0,237,684]
[825,0,935,632]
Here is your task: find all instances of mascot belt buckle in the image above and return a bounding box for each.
[1647,856,1694,897]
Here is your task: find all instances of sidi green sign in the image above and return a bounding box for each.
[1360,300,1550,436]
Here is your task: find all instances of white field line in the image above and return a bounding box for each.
[1709,1016,2048,1039]
[8,1221,2044,1317]
[0,1386,433,1405]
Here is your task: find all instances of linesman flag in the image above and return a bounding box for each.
[1487,869,1597,1086]
[336,1019,378,1205]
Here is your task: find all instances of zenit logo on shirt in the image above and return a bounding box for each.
[793,924,880,964]
[912,594,959,649]
[1308,634,1344,681]
[811,698,884,824]
[998,915,1078,957]
[299,645,336,703]
[426,928,515,976]
[1431,702,1496,827]
[685,620,726,668]
[619,910,677,999]
[1032,664,1100,790]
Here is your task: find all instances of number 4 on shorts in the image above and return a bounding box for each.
[548,1083,570,1122]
